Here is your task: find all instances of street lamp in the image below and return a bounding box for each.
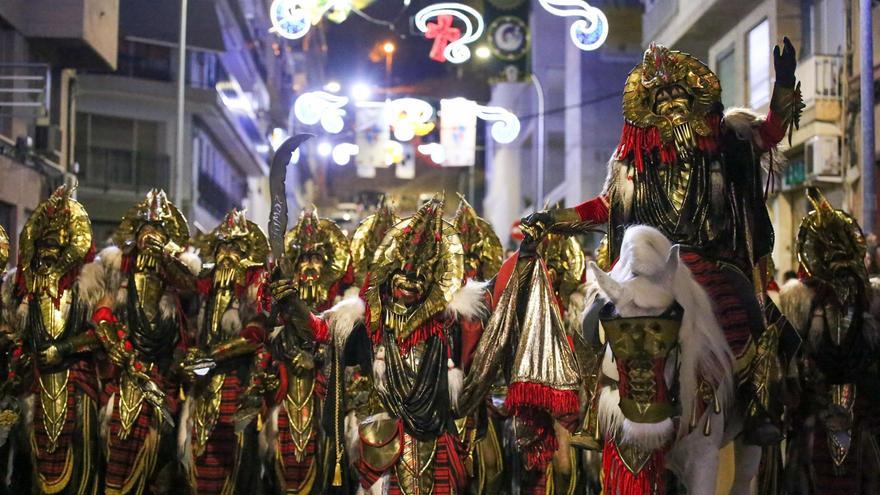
[323,80,342,93]
[351,83,371,101]
[475,45,491,60]
[382,41,396,54]
[382,40,395,96]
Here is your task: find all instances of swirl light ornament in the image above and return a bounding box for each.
[269,0,311,40]
[537,0,608,51]
[388,98,436,141]
[474,104,520,144]
[332,142,359,165]
[418,143,446,164]
[294,91,349,134]
[414,3,485,63]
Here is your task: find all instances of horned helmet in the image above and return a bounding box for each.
[452,194,502,281]
[364,195,463,335]
[204,209,269,288]
[350,196,398,287]
[283,209,350,308]
[797,187,868,307]
[18,185,92,296]
[115,189,189,270]
[622,42,722,150]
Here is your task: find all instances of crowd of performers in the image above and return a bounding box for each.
[0,35,877,495]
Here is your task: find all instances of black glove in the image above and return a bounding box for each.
[773,36,797,88]
[519,234,539,259]
[520,210,553,239]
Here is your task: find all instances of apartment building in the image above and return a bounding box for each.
[74,0,302,243]
[0,0,118,262]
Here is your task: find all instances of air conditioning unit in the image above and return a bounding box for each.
[805,135,841,180]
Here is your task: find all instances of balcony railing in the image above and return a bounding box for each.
[795,54,843,103]
[0,63,50,118]
[77,146,171,193]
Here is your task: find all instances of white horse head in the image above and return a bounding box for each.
[589,225,734,443]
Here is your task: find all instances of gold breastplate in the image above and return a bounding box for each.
[193,373,226,456]
[657,161,692,213]
[38,290,72,340]
[207,287,234,345]
[284,363,316,458]
[133,269,165,323]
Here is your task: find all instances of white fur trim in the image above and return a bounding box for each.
[177,395,194,466]
[259,405,281,461]
[0,268,16,327]
[565,284,588,335]
[445,279,490,321]
[22,395,35,432]
[373,347,388,395]
[178,251,202,276]
[15,301,27,331]
[343,286,361,300]
[620,418,674,451]
[321,297,366,347]
[77,261,106,311]
[220,308,242,337]
[114,288,128,310]
[159,293,177,321]
[345,411,360,464]
[447,363,463,411]
[598,386,624,438]
[97,246,124,299]
[99,393,115,441]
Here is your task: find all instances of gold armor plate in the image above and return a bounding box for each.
[359,417,402,472]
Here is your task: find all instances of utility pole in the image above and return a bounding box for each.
[176,0,188,202]
[860,0,875,232]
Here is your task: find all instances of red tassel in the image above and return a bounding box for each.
[615,118,722,172]
[602,437,665,495]
[505,382,579,417]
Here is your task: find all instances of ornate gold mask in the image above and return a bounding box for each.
[453,195,502,281]
[283,209,350,308]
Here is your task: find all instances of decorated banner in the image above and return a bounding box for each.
[484,0,531,82]
[395,143,416,179]
[440,98,477,167]
[355,102,390,173]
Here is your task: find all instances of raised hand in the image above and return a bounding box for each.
[773,36,797,88]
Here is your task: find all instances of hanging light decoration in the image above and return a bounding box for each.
[475,104,520,144]
[418,143,446,164]
[537,0,608,51]
[414,3,485,63]
[388,98,436,141]
[332,142,359,165]
[294,91,349,134]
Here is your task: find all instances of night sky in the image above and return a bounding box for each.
[323,0,457,88]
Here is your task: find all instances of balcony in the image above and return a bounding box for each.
[0,64,50,118]
[77,146,170,193]
[795,54,843,123]
[197,171,245,221]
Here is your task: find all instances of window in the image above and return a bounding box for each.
[747,19,771,108]
[193,125,247,219]
[716,48,737,109]
[75,113,169,191]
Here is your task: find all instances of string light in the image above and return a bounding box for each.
[414,3,484,63]
[294,91,349,134]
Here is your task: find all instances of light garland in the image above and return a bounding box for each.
[294,91,349,134]
[414,3,484,63]
[269,0,353,40]
[537,0,608,51]
[388,98,435,141]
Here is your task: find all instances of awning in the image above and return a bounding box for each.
[120,0,226,52]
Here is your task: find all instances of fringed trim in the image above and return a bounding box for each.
[615,116,721,172]
[505,382,579,417]
[601,437,666,495]
[373,318,446,354]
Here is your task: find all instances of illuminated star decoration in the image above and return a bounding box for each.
[425,15,461,63]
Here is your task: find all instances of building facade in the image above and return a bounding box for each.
[74,0,302,243]
[0,0,119,263]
